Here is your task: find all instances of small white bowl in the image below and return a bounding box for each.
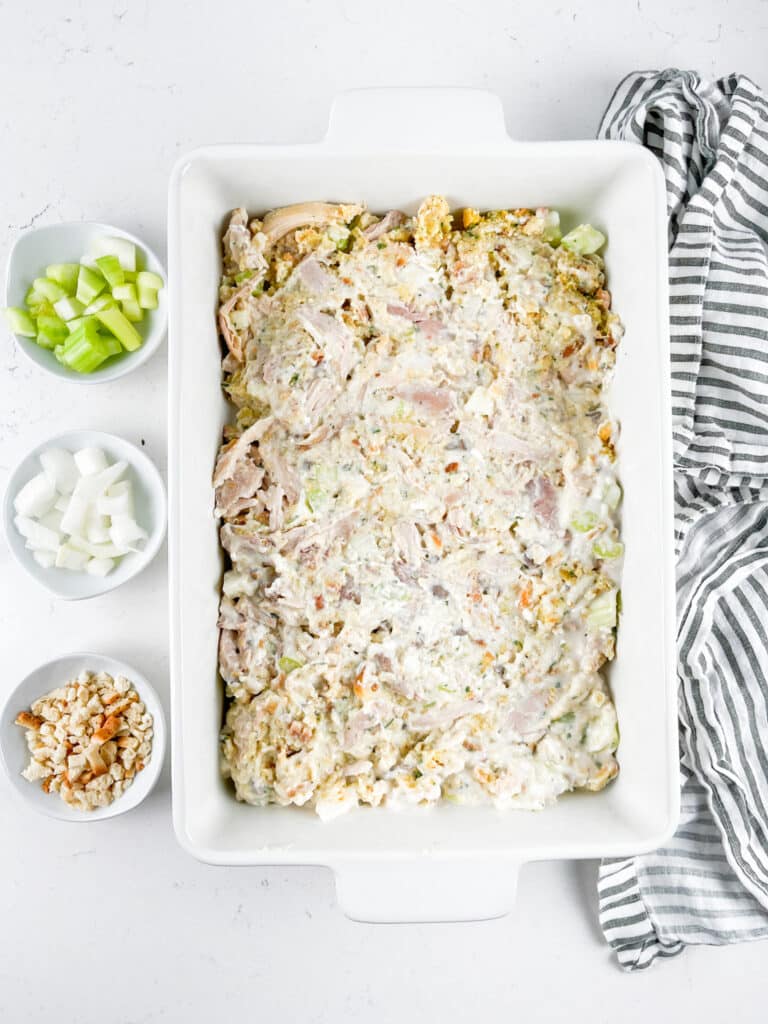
[0,652,166,821]
[3,429,166,600]
[4,221,167,384]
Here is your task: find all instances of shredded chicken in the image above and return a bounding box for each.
[216,196,624,819]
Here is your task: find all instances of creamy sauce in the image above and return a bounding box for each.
[215,197,623,819]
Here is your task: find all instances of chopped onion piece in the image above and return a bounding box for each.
[59,494,89,536]
[89,236,136,272]
[14,472,57,518]
[53,494,70,512]
[15,515,61,551]
[74,447,108,476]
[86,557,115,577]
[55,544,90,571]
[96,479,133,517]
[109,513,147,549]
[39,447,79,494]
[33,550,56,569]
[68,535,131,559]
[39,509,64,533]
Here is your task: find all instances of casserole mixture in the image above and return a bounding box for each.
[214,196,624,819]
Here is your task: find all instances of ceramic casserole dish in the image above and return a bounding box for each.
[168,88,678,922]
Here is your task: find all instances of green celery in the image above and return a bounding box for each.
[121,299,144,323]
[94,305,143,351]
[32,277,68,302]
[136,271,163,291]
[137,283,158,310]
[112,283,138,303]
[76,265,107,306]
[53,295,85,322]
[84,294,117,315]
[593,539,624,559]
[36,313,68,343]
[94,254,125,289]
[45,263,80,293]
[278,656,303,673]
[561,224,606,256]
[570,510,598,532]
[586,591,617,630]
[4,306,37,337]
[57,320,114,373]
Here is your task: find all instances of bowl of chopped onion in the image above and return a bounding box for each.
[3,222,166,383]
[3,430,166,600]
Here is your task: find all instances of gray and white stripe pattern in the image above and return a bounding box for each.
[596,70,768,970]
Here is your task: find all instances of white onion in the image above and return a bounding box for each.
[14,472,56,518]
[39,448,78,495]
[74,447,109,476]
[55,544,90,571]
[15,515,61,551]
[13,445,146,577]
[39,509,64,533]
[96,480,133,517]
[109,514,147,549]
[86,557,115,577]
[59,494,89,536]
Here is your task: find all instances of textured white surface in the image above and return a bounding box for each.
[0,0,766,1019]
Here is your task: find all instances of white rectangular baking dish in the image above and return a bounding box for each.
[168,88,678,922]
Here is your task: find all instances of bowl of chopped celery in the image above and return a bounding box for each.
[3,222,167,383]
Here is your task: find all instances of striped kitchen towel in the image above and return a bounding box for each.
[596,70,768,970]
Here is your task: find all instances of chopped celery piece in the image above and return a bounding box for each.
[136,270,163,291]
[561,224,606,255]
[123,270,137,283]
[84,294,117,315]
[541,210,562,244]
[56,320,115,373]
[100,333,123,358]
[46,263,80,293]
[137,283,158,310]
[593,539,624,559]
[3,307,36,337]
[26,294,55,318]
[76,265,107,305]
[67,316,88,333]
[37,313,67,333]
[36,328,62,350]
[112,283,137,302]
[36,315,68,348]
[94,306,142,351]
[32,277,68,302]
[91,236,136,272]
[53,295,85,322]
[278,656,303,673]
[586,591,617,630]
[570,510,598,532]
[121,299,144,323]
[94,254,125,289]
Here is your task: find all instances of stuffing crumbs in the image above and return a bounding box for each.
[15,670,153,811]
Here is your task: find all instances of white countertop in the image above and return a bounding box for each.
[1,1,766,1019]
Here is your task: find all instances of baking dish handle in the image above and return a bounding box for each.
[325,88,510,150]
[333,860,519,923]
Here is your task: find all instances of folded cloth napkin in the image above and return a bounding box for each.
[596,69,768,970]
